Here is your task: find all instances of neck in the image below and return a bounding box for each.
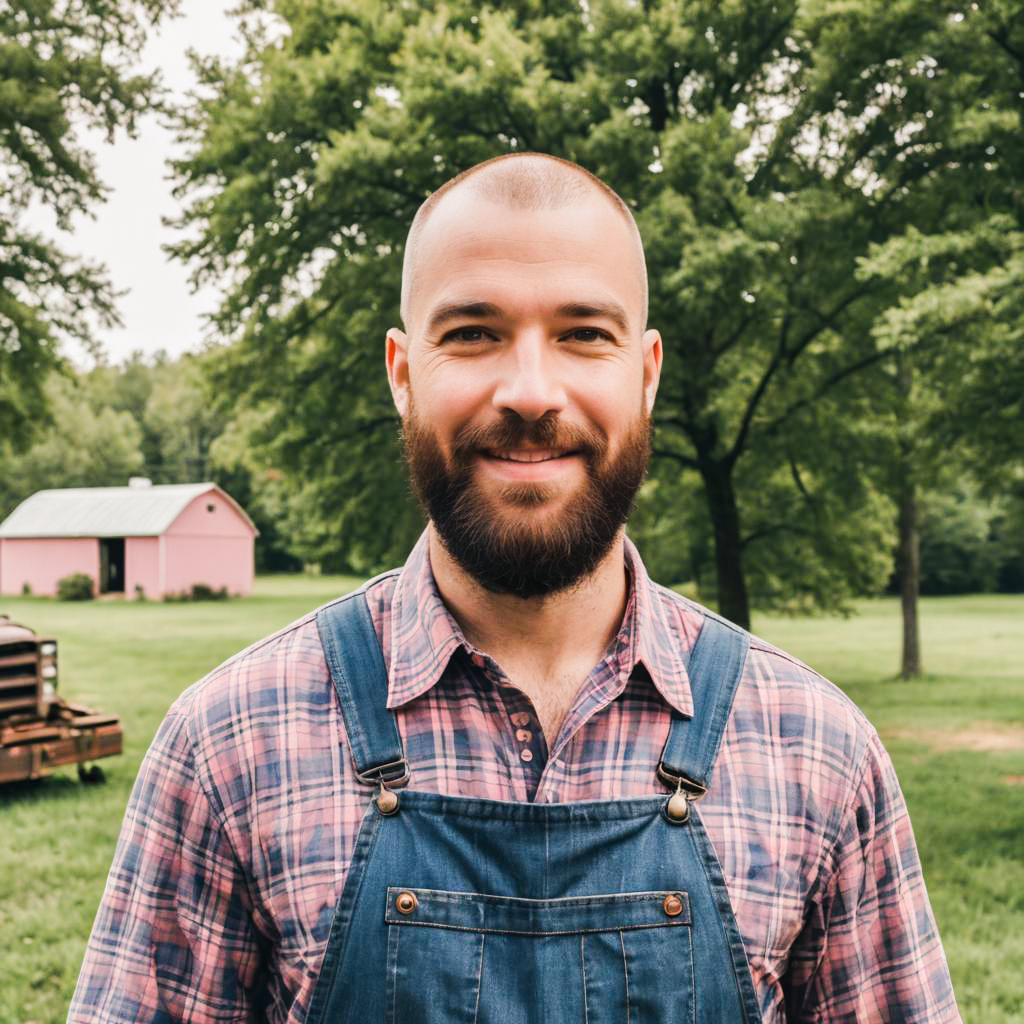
[427,525,630,678]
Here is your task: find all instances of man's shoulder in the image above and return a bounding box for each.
[166,572,401,752]
[651,583,878,766]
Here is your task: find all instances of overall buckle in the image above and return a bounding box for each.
[356,758,411,789]
[657,762,706,824]
[357,758,410,816]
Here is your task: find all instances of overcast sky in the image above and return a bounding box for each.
[52,0,242,367]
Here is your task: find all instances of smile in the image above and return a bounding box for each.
[486,449,577,464]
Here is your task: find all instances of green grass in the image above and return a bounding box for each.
[1,583,1021,1023]
[755,596,1024,1024]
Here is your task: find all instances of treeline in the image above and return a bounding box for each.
[0,353,301,572]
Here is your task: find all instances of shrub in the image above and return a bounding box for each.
[163,584,230,602]
[57,573,94,601]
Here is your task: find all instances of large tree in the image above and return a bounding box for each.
[0,0,174,445]
[851,1,1024,674]
[172,0,1009,625]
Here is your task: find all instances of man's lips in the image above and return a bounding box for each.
[482,448,579,463]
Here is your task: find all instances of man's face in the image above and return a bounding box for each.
[387,188,662,598]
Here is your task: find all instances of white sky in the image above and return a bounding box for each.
[51,0,243,367]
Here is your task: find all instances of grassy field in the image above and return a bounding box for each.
[1,580,1021,1023]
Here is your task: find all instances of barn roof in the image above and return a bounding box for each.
[0,483,257,539]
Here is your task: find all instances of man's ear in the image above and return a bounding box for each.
[386,328,410,419]
[641,329,663,416]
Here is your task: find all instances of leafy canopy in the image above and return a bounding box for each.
[0,0,174,444]
[171,0,1018,619]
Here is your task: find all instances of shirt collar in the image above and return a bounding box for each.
[623,536,695,718]
[386,530,696,718]
[385,531,467,709]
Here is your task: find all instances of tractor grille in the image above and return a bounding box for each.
[0,641,40,714]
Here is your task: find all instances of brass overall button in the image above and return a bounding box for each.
[375,788,400,815]
[665,789,690,823]
[662,893,684,918]
[395,891,418,915]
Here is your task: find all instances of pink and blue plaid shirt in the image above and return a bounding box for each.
[69,533,959,1023]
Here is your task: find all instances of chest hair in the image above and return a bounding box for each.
[508,671,587,749]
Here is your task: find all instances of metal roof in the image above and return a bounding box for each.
[0,483,257,539]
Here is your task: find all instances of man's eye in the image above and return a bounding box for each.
[445,327,493,343]
[563,328,608,342]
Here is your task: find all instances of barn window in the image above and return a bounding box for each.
[207,503,216,513]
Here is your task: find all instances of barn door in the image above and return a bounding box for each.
[99,538,125,594]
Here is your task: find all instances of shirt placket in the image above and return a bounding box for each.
[467,651,547,800]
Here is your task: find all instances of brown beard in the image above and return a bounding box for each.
[403,405,651,598]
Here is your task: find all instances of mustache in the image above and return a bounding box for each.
[450,414,606,463]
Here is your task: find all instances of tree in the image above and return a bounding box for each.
[0,371,144,518]
[0,0,174,445]
[171,0,1012,624]
[851,1,1024,674]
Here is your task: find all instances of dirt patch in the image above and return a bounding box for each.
[1002,776,1024,786]
[884,721,1024,754]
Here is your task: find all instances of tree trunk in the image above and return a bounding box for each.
[897,481,922,678]
[701,461,751,630]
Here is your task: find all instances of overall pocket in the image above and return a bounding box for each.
[383,887,695,1024]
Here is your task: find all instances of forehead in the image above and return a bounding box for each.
[405,191,645,333]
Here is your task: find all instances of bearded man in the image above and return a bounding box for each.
[69,154,960,1024]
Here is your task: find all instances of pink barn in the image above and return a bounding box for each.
[0,481,258,599]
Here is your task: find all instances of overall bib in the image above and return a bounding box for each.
[305,593,761,1024]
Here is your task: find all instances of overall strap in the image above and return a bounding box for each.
[658,610,750,797]
[315,592,409,786]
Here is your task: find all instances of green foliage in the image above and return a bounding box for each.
[162,583,230,602]
[56,573,94,601]
[0,0,176,447]
[917,487,1005,596]
[0,353,302,572]
[0,372,144,520]
[177,0,1003,621]
[851,1,1024,478]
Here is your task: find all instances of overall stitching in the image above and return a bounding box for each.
[580,934,590,1024]
[386,925,399,1024]
[471,933,485,1024]
[620,930,632,1024]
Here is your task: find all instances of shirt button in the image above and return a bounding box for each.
[511,712,531,727]
[515,728,531,742]
[520,749,533,763]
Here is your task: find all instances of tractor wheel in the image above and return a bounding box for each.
[78,764,106,784]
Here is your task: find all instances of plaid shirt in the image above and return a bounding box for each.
[69,532,959,1023]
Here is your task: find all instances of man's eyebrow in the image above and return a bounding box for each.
[555,301,630,333]
[426,301,505,333]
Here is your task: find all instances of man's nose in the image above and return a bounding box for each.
[490,334,568,422]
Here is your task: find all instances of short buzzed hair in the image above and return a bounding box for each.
[400,152,648,328]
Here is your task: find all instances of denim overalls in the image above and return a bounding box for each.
[305,592,761,1023]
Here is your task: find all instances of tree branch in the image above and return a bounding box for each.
[725,280,876,466]
[987,27,1024,65]
[762,347,894,438]
[740,520,811,549]
[712,309,757,358]
[651,447,699,471]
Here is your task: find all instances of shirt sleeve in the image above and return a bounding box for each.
[784,729,961,1023]
[67,706,267,1023]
